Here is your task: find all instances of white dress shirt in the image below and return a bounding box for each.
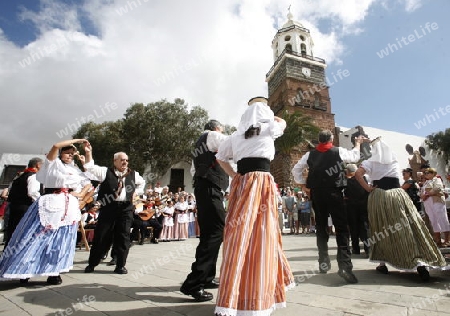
[292,147,361,185]
[83,160,145,201]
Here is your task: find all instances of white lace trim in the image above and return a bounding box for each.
[369,260,450,271]
[0,266,72,280]
[285,282,296,291]
[38,194,81,229]
[214,301,287,316]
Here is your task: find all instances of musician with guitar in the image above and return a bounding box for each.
[131,196,162,245]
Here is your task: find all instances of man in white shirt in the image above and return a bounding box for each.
[83,145,145,274]
[5,157,43,247]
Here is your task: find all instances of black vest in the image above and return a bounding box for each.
[7,171,36,205]
[344,177,368,202]
[193,132,228,191]
[404,179,420,203]
[306,147,346,189]
[96,168,136,205]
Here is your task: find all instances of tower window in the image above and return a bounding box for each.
[284,35,291,41]
[300,35,305,41]
[314,93,320,107]
[285,44,292,52]
[301,43,307,56]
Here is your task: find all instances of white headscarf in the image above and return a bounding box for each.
[236,102,274,135]
[368,138,397,164]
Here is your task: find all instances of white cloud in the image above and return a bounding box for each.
[402,0,424,12]
[0,0,414,153]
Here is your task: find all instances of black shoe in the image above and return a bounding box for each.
[138,240,144,245]
[338,269,358,284]
[114,267,128,274]
[107,259,116,266]
[417,266,430,282]
[363,248,370,259]
[47,275,62,285]
[376,265,388,274]
[204,279,220,289]
[319,259,331,274]
[19,278,29,284]
[151,238,159,244]
[85,265,95,273]
[352,248,360,255]
[181,287,213,302]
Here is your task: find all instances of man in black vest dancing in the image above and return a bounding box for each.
[180,120,229,302]
[292,130,367,284]
[5,157,43,247]
[83,144,145,274]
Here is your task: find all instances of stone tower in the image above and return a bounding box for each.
[267,10,337,187]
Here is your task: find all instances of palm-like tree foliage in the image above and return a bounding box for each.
[274,110,320,187]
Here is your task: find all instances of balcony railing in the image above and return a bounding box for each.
[266,48,326,78]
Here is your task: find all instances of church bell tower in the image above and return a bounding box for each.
[267,10,337,186]
[267,10,336,129]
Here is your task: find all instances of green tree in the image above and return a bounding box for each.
[425,128,450,166]
[121,99,209,184]
[72,99,209,185]
[73,120,124,168]
[274,110,320,187]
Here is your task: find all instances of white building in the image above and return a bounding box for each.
[0,153,46,189]
[338,126,448,186]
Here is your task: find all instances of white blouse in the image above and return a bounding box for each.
[35,158,90,229]
[217,120,286,163]
[36,158,90,190]
[360,160,401,182]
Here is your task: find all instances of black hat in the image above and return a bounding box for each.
[248,96,268,105]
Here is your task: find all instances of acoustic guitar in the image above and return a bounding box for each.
[133,196,156,221]
[138,209,156,221]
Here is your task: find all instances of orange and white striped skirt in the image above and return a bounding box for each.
[215,172,295,316]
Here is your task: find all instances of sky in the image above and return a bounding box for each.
[0,0,449,155]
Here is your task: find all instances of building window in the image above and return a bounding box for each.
[285,44,292,52]
[294,89,303,106]
[314,93,320,107]
[300,35,305,41]
[284,35,291,41]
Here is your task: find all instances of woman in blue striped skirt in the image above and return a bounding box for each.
[0,139,92,285]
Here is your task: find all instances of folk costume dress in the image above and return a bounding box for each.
[421,176,450,235]
[0,158,90,279]
[160,205,175,241]
[215,102,295,316]
[362,140,447,271]
[174,200,189,240]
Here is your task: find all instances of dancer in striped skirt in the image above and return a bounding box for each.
[214,97,295,316]
[355,138,448,281]
[0,139,92,285]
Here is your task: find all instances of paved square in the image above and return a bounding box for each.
[1,234,450,315]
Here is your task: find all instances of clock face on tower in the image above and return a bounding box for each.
[302,67,311,77]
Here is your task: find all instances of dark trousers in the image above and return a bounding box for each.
[181,179,225,292]
[5,204,29,248]
[346,200,369,252]
[131,216,162,240]
[88,202,134,268]
[311,187,352,271]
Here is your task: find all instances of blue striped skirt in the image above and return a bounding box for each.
[0,200,78,279]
